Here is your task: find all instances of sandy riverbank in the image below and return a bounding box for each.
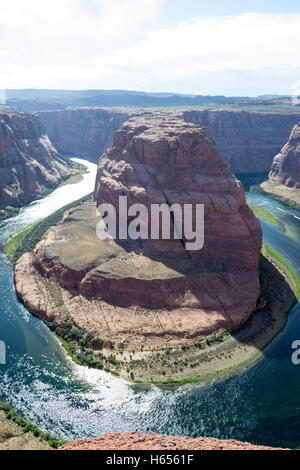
[256,180,300,208]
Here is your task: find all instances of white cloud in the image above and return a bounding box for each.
[0,0,162,77]
[0,4,300,94]
[110,13,300,74]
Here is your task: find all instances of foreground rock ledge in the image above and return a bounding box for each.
[60,432,286,451]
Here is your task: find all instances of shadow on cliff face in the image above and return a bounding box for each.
[105,232,296,329]
[111,234,225,276]
[235,172,269,191]
[92,226,260,329]
[25,198,262,335]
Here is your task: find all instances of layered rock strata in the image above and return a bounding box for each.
[38,108,129,162]
[183,110,300,173]
[269,123,300,188]
[38,108,300,174]
[0,111,75,211]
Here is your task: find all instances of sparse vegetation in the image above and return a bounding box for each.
[44,319,119,373]
[262,243,300,299]
[4,193,93,265]
[249,204,279,226]
[0,403,65,448]
[0,206,21,221]
[250,182,300,209]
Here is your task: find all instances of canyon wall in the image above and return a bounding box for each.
[183,110,300,174]
[0,111,75,211]
[269,122,300,188]
[37,108,129,162]
[38,107,300,174]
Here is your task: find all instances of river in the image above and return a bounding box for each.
[0,160,300,448]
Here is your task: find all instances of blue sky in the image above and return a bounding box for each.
[164,0,300,22]
[81,0,300,22]
[1,0,300,96]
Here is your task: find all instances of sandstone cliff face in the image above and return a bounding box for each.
[0,111,75,211]
[269,123,300,188]
[183,110,300,174]
[60,432,285,451]
[38,107,300,174]
[92,113,261,328]
[37,108,129,162]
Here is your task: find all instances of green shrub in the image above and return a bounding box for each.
[33,428,41,437]
[49,440,61,449]
[0,402,65,448]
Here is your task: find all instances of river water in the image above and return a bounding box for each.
[0,161,300,448]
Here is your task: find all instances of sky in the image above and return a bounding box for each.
[1,0,300,96]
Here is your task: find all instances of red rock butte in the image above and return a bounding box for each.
[93,113,262,328]
[15,112,262,350]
